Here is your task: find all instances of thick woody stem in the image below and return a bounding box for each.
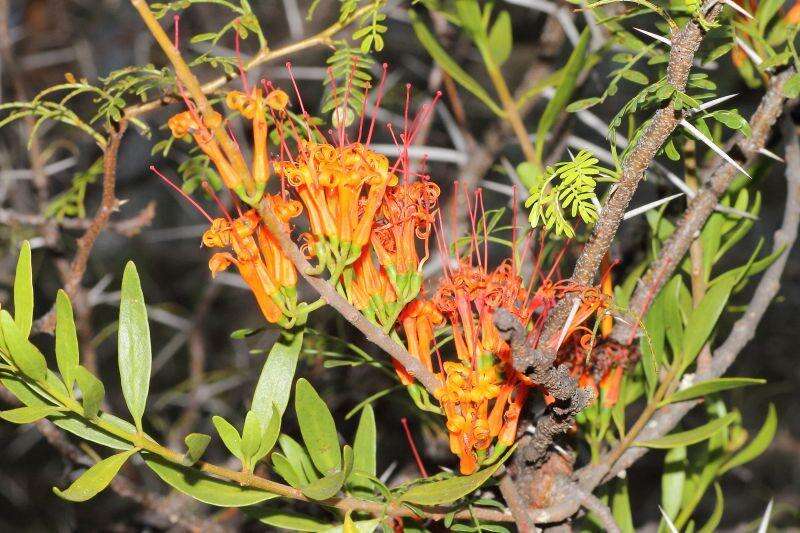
[612,68,794,344]
[578,111,800,492]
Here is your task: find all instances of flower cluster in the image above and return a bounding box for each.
[162,66,621,473]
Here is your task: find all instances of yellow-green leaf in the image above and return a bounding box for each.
[118,262,151,431]
[719,403,776,474]
[143,454,277,506]
[0,405,60,424]
[252,329,304,423]
[410,11,504,117]
[1,310,47,381]
[660,378,765,406]
[184,433,211,465]
[74,365,105,419]
[488,11,512,66]
[535,28,590,162]
[635,412,737,449]
[14,240,33,338]
[53,449,137,502]
[399,447,513,505]
[295,378,340,474]
[55,290,79,392]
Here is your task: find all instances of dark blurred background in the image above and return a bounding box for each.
[0,0,797,530]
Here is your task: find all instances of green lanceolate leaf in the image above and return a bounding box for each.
[280,434,319,483]
[661,377,765,406]
[212,415,243,460]
[252,329,304,424]
[254,404,282,463]
[143,454,277,507]
[681,276,735,369]
[55,290,79,393]
[295,378,340,474]
[184,433,211,465]
[409,11,504,117]
[249,507,332,532]
[300,445,353,501]
[74,365,105,419]
[635,412,738,449]
[349,404,376,494]
[0,405,60,424]
[272,452,302,487]
[611,478,635,533]
[241,410,263,463]
[660,446,687,523]
[1,310,47,381]
[54,448,137,502]
[719,403,776,474]
[14,240,33,338]
[118,262,151,431]
[697,483,724,533]
[534,28,591,162]
[399,447,513,505]
[487,11,512,66]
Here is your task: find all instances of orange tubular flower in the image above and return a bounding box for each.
[393,299,443,385]
[201,198,301,325]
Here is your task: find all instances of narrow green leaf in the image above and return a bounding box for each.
[681,277,735,368]
[295,378,340,474]
[53,449,137,502]
[410,11,504,117]
[14,240,33,338]
[74,366,105,419]
[55,290,79,392]
[300,445,353,501]
[118,262,151,431]
[535,28,590,161]
[301,470,347,500]
[279,434,319,483]
[212,415,242,460]
[719,404,776,474]
[0,405,60,424]
[661,446,687,522]
[254,403,282,463]
[249,507,331,532]
[399,447,512,505]
[661,378,765,406]
[241,410,262,462]
[663,276,685,356]
[184,433,211,465]
[252,329,304,424]
[635,412,738,449]
[143,454,277,506]
[697,483,724,533]
[487,11,512,66]
[611,478,635,533]
[1,310,47,381]
[272,452,302,487]
[349,404,376,494]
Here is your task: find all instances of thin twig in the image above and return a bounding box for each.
[257,202,443,394]
[35,122,129,334]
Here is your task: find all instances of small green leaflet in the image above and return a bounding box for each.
[74,366,105,419]
[118,262,151,431]
[1,310,47,381]
[54,449,137,502]
[719,403,776,474]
